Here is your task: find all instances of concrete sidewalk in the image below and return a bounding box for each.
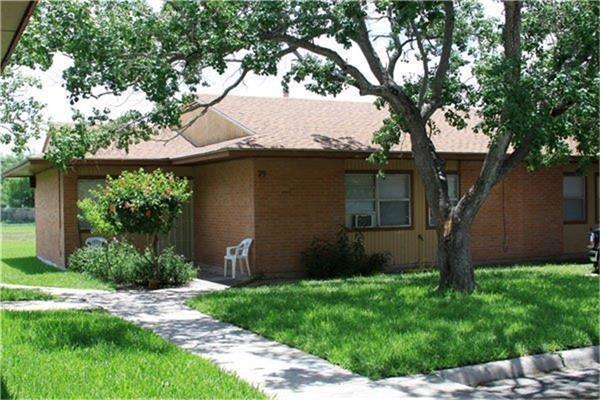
[6,279,594,399]
[76,279,490,399]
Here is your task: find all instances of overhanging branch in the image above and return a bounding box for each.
[422,2,455,121]
[268,33,384,96]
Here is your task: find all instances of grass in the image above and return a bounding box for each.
[0,287,57,301]
[0,223,112,290]
[1,310,265,399]
[188,264,600,379]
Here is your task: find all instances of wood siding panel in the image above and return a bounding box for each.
[344,159,571,267]
[342,159,459,266]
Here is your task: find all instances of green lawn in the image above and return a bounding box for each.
[188,264,599,379]
[0,287,57,301]
[1,310,265,399]
[0,223,112,290]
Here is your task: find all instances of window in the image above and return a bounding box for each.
[77,179,105,230]
[563,175,586,223]
[345,173,411,228]
[428,174,459,227]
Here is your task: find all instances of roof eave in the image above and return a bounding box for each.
[2,157,49,178]
[1,1,37,72]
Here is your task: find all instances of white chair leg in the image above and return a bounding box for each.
[245,257,251,276]
[224,258,228,277]
[232,258,236,279]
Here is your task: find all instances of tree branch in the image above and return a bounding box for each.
[412,21,429,110]
[422,2,455,120]
[457,0,522,222]
[177,46,298,132]
[495,98,575,184]
[268,33,384,96]
[352,13,388,84]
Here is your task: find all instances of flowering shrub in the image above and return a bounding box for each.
[78,168,193,286]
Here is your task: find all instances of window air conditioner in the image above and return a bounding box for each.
[354,214,375,228]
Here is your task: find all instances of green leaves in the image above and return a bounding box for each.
[78,169,192,238]
[0,68,46,155]
[1,0,597,174]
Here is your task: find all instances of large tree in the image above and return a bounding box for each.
[6,0,599,291]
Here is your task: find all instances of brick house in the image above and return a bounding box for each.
[4,96,598,274]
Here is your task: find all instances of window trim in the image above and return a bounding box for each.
[563,173,587,224]
[345,170,414,231]
[426,171,460,230]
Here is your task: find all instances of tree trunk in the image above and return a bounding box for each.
[436,222,475,292]
[152,234,160,281]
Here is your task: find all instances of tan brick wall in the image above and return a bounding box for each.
[461,161,564,263]
[35,157,591,273]
[34,169,64,266]
[62,171,80,262]
[253,158,345,274]
[194,159,255,267]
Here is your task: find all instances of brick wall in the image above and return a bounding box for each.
[253,158,345,274]
[194,159,255,267]
[461,161,564,263]
[33,157,577,274]
[34,169,63,266]
[62,171,80,261]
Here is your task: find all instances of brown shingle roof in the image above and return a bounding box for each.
[61,95,494,162]
[175,95,490,160]
[91,128,197,160]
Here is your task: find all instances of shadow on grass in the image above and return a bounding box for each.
[1,376,11,400]
[5,311,172,355]
[1,257,63,275]
[189,267,599,378]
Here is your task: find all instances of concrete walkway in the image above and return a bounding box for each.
[0,300,100,311]
[64,279,490,400]
[2,280,596,399]
[477,368,599,399]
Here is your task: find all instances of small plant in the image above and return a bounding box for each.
[69,241,146,285]
[78,168,192,287]
[301,228,389,279]
[69,240,195,287]
[156,247,197,286]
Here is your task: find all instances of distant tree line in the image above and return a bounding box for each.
[1,154,33,208]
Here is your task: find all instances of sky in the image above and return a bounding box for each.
[3,1,504,157]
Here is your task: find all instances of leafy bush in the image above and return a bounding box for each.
[301,228,389,279]
[69,241,146,285]
[156,247,197,286]
[69,241,196,287]
[78,168,193,285]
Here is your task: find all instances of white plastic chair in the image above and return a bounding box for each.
[224,238,253,278]
[85,236,107,247]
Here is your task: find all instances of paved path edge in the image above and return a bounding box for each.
[433,345,599,387]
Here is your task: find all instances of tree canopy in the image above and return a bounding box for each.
[4,0,599,290]
[8,0,598,170]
